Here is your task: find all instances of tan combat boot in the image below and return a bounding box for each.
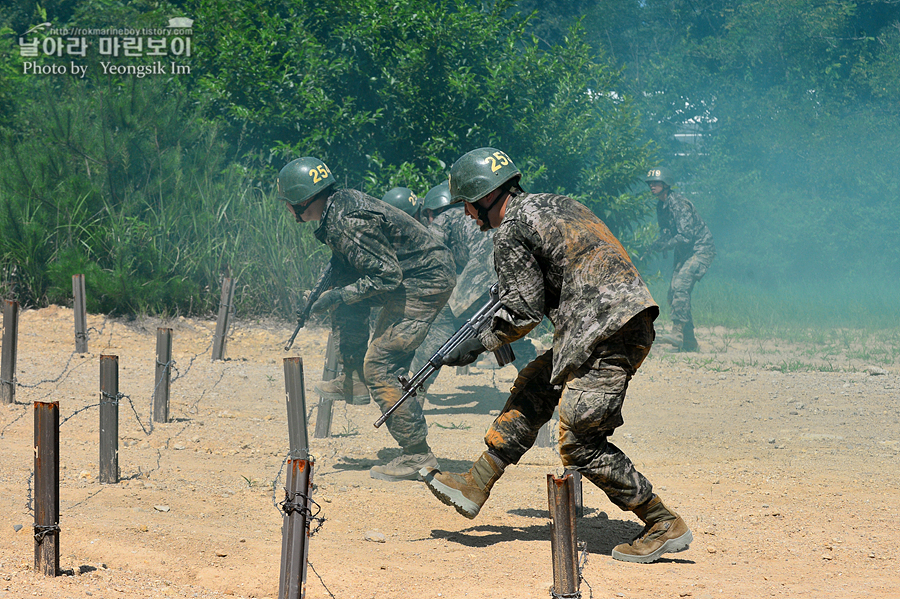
[419,451,504,519]
[680,320,699,352]
[611,495,693,563]
[313,371,370,404]
[656,322,684,349]
[369,451,439,482]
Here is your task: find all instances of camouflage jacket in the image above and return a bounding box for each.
[431,207,496,317]
[313,189,456,305]
[656,191,715,261]
[478,193,659,384]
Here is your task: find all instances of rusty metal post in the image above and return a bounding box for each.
[283,357,309,460]
[99,355,119,484]
[212,277,235,361]
[314,333,337,438]
[34,401,60,576]
[564,469,584,518]
[153,328,172,423]
[72,274,88,353]
[1,299,19,404]
[279,357,313,599]
[548,473,580,599]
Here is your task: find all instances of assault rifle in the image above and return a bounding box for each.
[284,263,334,351]
[374,283,514,428]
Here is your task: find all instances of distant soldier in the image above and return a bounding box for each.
[645,167,715,352]
[410,181,536,392]
[277,158,455,481]
[420,148,692,564]
[381,186,422,223]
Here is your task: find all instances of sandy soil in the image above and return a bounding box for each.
[0,306,898,599]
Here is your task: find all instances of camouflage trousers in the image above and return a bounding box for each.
[669,248,715,325]
[409,304,459,392]
[484,309,657,511]
[345,290,451,450]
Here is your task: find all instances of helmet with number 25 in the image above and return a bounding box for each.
[277,157,336,207]
[449,147,521,204]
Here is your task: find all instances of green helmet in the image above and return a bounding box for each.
[423,180,453,212]
[277,157,335,206]
[644,167,675,188]
[449,147,521,204]
[381,187,420,217]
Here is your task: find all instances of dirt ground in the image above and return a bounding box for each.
[0,306,898,599]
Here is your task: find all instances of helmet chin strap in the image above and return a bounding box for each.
[475,187,516,231]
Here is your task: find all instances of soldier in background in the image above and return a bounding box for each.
[381,186,422,223]
[312,186,424,402]
[645,168,715,352]
[410,181,536,394]
[277,157,455,481]
[420,148,692,564]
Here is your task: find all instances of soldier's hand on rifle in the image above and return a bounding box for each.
[443,338,486,367]
[309,289,343,314]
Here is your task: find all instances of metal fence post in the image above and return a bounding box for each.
[99,355,119,484]
[154,328,172,423]
[548,473,580,599]
[72,274,88,353]
[314,333,337,438]
[564,469,584,518]
[34,401,60,576]
[1,299,19,404]
[536,415,556,448]
[279,357,313,599]
[212,277,235,361]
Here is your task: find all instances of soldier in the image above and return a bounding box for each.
[410,181,536,392]
[277,157,456,481]
[419,148,692,564]
[645,167,715,352]
[381,186,422,223]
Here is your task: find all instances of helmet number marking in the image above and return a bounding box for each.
[486,151,511,173]
[309,164,331,184]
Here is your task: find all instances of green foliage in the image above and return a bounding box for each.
[189,0,652,235]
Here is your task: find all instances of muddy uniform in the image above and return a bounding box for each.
[314,189,455,448]
[656,191,715,325]
[477,192,659,510]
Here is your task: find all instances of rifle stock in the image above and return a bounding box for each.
[374,283,514,428]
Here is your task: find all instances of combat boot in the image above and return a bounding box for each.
[656,321,684,349]
[419,451,504,519]
[369,451,439,482]
[680,320,699,352]
[313,371,370,404]
[612,495,692,563]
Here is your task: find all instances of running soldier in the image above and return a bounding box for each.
[420,148,692,563]
[645,167,715,352]
[277,157,456,481]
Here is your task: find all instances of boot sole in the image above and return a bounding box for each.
[419,468,480,519]
[611,529,693,564]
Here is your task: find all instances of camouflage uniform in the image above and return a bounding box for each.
[477,192,660,510]
[314,189,455,449]
[655,191,715,325]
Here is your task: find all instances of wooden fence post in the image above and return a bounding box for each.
[548,472,580,599]
[279,357,313,599]
[154,328,172,423]
[34,401,60,576]
[72,274,88,353]
[212,277,235,361]
[99,355,119,484]
[1,299,18,404]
